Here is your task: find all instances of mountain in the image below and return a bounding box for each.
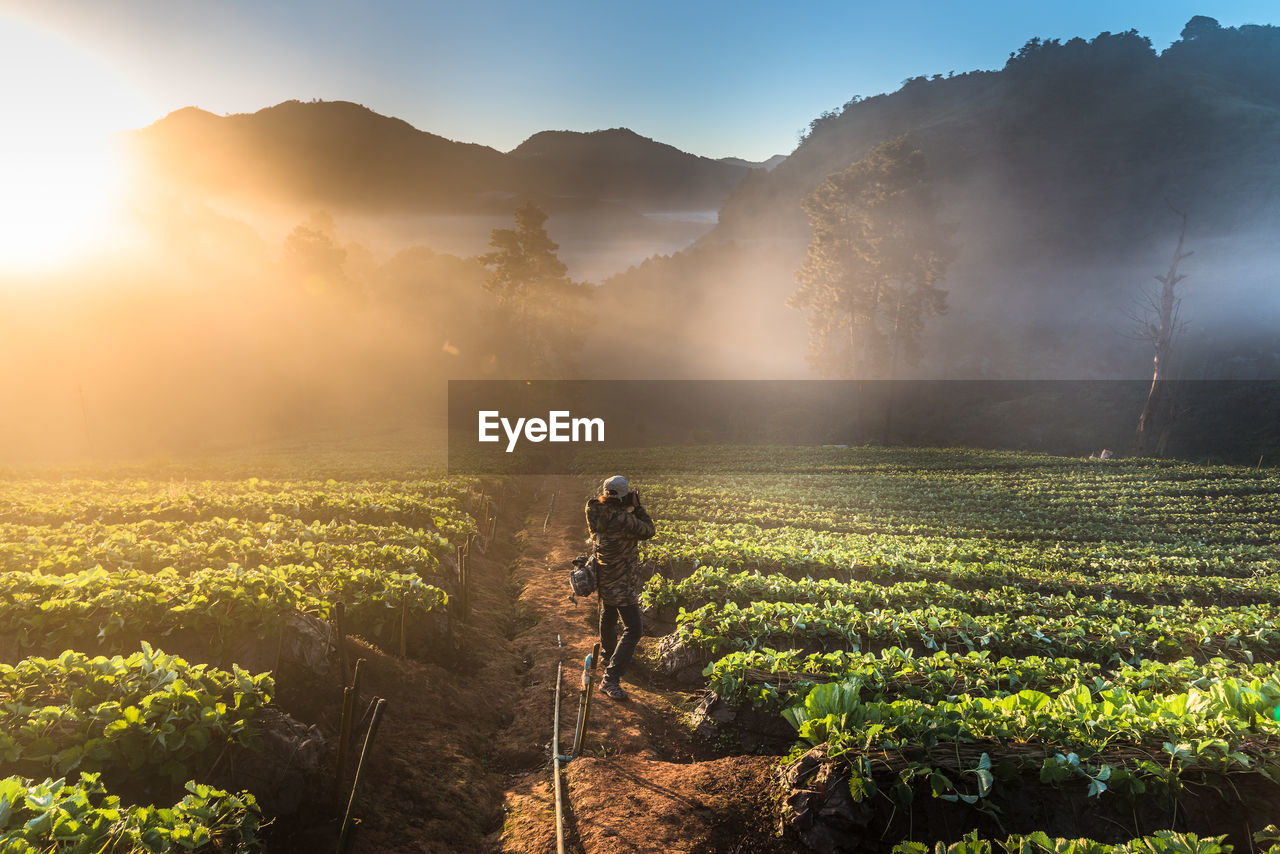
[509,128,749,209]
[593,19,1280,380]
[130,100,517,212]
[717,154,786,171]
[714,23,1280,252]
[129,102,751,214]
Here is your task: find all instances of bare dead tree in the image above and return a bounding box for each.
[1134,205,1193,456]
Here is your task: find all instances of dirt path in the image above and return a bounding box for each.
[497,476,781,854]
[269,475,780,853]
[268,479,544,854]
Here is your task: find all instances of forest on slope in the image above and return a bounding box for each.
[595,18,1280,381]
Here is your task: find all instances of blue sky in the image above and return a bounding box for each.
[2,1,1276,161]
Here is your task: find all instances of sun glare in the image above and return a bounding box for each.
[0,16,151,275]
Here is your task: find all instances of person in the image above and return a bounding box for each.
[585,474,655,701]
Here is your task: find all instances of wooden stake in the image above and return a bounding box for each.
[553,663,565,854]
[334,686,354,800]
[399,590,411,657]
[333,602,348,682]
[463,535,473,619]
[572,643,601,758]
[543,491,556,533]
[337,698,388,854]
[349,696,378,750]
[350,658,365,697]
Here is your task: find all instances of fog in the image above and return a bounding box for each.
[5,86,1280,463]
[0,173,736,463]
[4,168,1277,465]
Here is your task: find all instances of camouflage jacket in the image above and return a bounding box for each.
[585,497,656,606]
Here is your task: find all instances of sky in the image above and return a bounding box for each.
[1,0,1276,163]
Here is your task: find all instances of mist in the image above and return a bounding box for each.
[4,20,1280,463]
[0,174,730,464]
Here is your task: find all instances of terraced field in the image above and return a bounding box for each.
[0,473,487,852]
[624,447,1280,850]
[8,447,1280,852]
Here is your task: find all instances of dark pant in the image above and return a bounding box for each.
[599,602,643,684]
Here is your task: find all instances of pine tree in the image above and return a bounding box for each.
[788,136,953,379]
[480,202,591,377]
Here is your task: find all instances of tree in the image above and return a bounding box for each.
[788,136,953,381]
[1180,15,1221,41]
[1134,206,1193,457]
[480,202,592,376]
[282,211,362,304]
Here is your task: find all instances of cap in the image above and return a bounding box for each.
[602,475,630,500]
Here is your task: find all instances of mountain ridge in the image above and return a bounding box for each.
[130,100,766,214]
[593,18,1280,380]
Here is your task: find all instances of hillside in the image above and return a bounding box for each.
[129,101,752,214]
[130,100,516,212]
[594,20,1280,380]
[718,154,787,171]
[509,128,750,209]
[716,23,1280,250]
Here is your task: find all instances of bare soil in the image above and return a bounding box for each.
[266,474,782,853]
[496,476,784,854]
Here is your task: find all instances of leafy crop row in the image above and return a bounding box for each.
[784,673,1280,805]
[642,520,1279,602]
[0,644,271,785]
[673,597,1280,664]
[648,567,1280,620]
[0,477,480,531]
[0,516,458,579]
[0,773,262,853]
[892,829,1240,854]
[704,647,1271,713]
[0,561,445,654]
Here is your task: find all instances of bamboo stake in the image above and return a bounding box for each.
[543,491,556,533]
[337,698,387,854]
[349,659,365,738]
[465,537,476,617]
[553,663,565,854]
[349,696,378,750]
[334,686,354,800]
[572,643,601,757]
[350,659,365,698]
[399,589,411,657]
[333,602,348,682]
